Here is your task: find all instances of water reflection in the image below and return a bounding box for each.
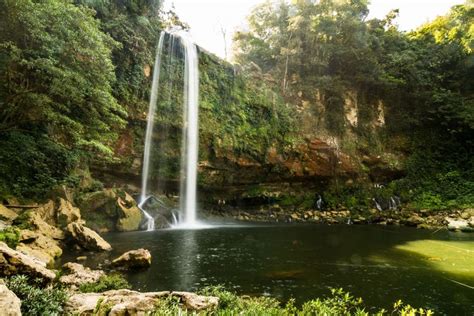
[176,229,198,290]
[62,224,474,315]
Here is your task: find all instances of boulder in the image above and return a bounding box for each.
[0,242,56,282]
[65,290,218,315]
[446,218,471,232]
[460,211,471,220]
[29,213,64,240]
[33,200,56,225]
[79,189,142,232]
[17,230,62,265]
[116,193,142,232]
[0,280,21,316]
[404,214,424,227]
[112,249,151,270]
[172,291,219,311]
[66,222,112,251]
[0,205,18,222]
[59,262,105,288]
[57,198,81,228]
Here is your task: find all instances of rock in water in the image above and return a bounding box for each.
[0,280,21,316]
[112,249,151,270]
[0,242,56,282]
[78,189,143,232]
[66,222,112,251]
[116,193,143,232]
[65,290,219,314]
[446,218,473,232]
[59,262,105,288]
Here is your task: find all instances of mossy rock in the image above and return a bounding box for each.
[78,189,142,232]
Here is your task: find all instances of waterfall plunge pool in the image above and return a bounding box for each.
[62,224,474,315]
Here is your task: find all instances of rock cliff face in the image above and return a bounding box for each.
[93,115,404,211]
[90,52,406,211]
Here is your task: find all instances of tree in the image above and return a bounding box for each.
[0,0,126,155]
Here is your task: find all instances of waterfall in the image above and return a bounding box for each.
[373,198,383,212]
[180,35,199,226]
[389,196,401,210]
[138,198,156,231]
[139,32,165,231]
[140,30,200,230]
[140,32,165,203]
[316,194,323,210]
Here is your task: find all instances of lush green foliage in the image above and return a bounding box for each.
[6,275,68,316]
[199,53,297,160]
[74,0,164,116]
[0,0,126,153]
[0,131,79,198]
[234,0,474,210]
[79,273,131,293]
[0,0,130,197]
[0,226,20,248]
[152,286,432,315]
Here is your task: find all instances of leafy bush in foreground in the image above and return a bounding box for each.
[79,273,131,293]
[6,275,68,316]
[153,287,433,315]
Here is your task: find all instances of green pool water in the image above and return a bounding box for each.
[65,223,474,315]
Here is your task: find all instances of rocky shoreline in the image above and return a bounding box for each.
[0,189,219,315]
[1,240,218,315]
[212,206,474,232]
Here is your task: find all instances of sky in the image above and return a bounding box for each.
[162,0,465,60]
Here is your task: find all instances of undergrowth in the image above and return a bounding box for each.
[79,273,131,293]
[6,275,68,316]
[152,287,433,316]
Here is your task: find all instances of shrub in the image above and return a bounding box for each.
[152,287,433,315]
[0,226,20,248]
[79,274,131,293]
[6,275,68,316]
[301,288,366,315]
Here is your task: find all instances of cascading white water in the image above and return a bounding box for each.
[140,32,165,231]
[180,34,199,226]
[140,30,200,230]
[138,198,155,231]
